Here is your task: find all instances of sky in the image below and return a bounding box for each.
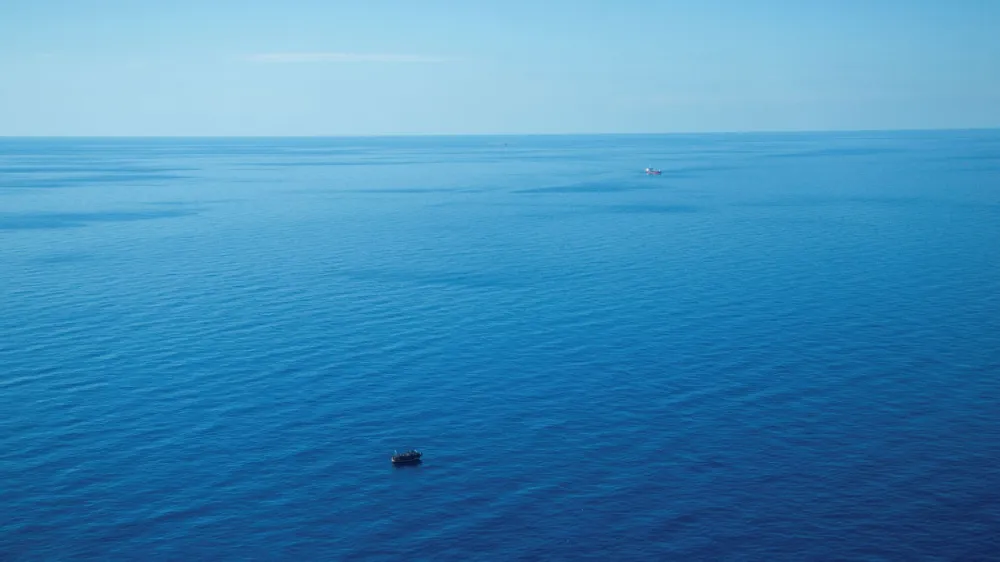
[1,0,999,135]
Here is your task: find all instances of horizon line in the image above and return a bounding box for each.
[1,126,999,139]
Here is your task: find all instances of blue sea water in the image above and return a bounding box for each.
[1,132,998,560]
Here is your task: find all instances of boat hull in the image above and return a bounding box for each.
[391,449,422,464]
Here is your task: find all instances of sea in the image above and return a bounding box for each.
[1,132,998,560]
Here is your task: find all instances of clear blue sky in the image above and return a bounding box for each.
[1,0,998,135]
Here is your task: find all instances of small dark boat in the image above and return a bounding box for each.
[645,167,662,175]
[391,449,422,464]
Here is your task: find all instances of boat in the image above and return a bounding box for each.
[645,167,662,175]
[391,449,422,464]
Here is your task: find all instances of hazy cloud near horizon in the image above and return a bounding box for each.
[246,53,452,64]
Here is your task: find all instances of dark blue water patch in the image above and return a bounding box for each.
[247,154,521,167]
[596,203,703,214]
[144,200,240,206]
[764,147,905,159]
[503,152,615,163]
[426,199,706,216]
[29,251,96,264]
[331,267,520,289]
[282,187,479,196]
[933,154,1000,171]
[244,160,433,168]
[951,164,1000,173]
[938,153,1000,162]
[511,200,705,216]
[339,187,480,194]
[0,172,190,189]
[734,196,928,208]
[266,147,381,156]
[0,164,195,174]
[658,164,742,177]
[0,208,200,230]
[515,180,665,194]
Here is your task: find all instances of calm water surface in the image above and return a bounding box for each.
[1,132,998,560]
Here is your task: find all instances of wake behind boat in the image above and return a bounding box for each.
[391,449,422,464]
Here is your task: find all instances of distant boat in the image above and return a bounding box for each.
[391,450,422,464]
[645,167,662,175]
